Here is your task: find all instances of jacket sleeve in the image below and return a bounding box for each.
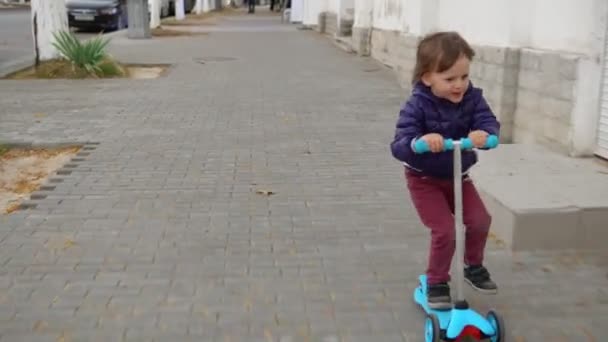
[390,99,424,163]
[471,95,500,136]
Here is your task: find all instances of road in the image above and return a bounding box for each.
[0,8,116,75]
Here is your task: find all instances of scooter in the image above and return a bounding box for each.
[412,135,505,342]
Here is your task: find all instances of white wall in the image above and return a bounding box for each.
[357,0,602,56]
[527,0,600,56]
[290,0,304,23]
[437,0,512,47]
[371,0,406,31]
[340,0,354,14]
[353,0,373,28]
[438,0,601,56]
[327,0,338,14]
[302,0,326,26]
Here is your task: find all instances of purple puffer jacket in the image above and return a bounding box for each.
[390,81,500,179]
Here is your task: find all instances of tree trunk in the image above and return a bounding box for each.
[175,0,185,20]
[30,0,68,65]
[150,0,161,28]
[194,0,203,14]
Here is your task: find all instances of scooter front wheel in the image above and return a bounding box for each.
[425,313,441,342]
[486,310,505,342]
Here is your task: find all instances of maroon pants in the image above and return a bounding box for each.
[405,169,491,285]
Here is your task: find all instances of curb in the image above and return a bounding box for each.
[0,55,35,78]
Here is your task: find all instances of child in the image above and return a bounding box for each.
[390,31,500,310]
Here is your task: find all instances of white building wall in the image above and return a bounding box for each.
[351,0,608,156]
[302,0,326,27]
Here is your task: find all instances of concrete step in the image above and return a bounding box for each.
[472,144,608,251]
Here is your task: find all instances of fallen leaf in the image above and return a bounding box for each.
[5,203,20,214]
[255,189,275,196]
[34,112,46,118]
[63,239,76,250]
[33,320,49,332]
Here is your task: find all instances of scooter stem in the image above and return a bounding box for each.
[453,143,465,303]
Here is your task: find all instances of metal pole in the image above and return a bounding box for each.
[453,143,465,303]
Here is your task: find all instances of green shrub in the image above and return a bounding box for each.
[52,30,111,77]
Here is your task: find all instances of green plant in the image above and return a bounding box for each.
[0,144,9,157]
[52,30,111,76]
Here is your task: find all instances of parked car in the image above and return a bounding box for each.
[66,0,128,31]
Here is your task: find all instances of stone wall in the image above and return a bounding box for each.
[469,46,520,142]
[316,12,326,34]
[513,49,579,154]
[351,27,371,56]
[369,30,418,91]
[319,12,338,37]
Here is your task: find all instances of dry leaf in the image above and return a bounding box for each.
[34,113,46,118]
[33,320,49,332]
[63,239,76,250]
[5,203,20,214]
[255,189,275,196]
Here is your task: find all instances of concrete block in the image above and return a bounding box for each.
[540,116,571,142]
[325,12,338,36]
[542,77,575,101]
[352,27,371,56]
[520,49,541,71]
[402,34,419,49]
[559,55,580,81]
[338,18,353,37]
[479,46,506,65]
[483,63,501,81]
[317,12,327,33]
[472,143,608,251]
[502,66,519,87]
[501,85,518,108]
[370,29,396,68]
[518,70,543,91]
[511,207,584,250]
[540,53,562,74]
[504,48,521,67]
[470,64,482,79]
[580,208,608,249]
[515,89,541,111]
[539,97,573,124]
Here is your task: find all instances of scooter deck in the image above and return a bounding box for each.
[414,275,496,338]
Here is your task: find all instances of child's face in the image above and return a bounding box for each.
[421,55,471,104]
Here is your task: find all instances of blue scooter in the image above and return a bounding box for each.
[412,135,505,342]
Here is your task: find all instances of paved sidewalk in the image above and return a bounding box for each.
[0,9,607,341]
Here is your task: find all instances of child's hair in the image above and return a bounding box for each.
[412,31,475,84]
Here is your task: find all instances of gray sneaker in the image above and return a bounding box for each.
[427,282,452,310]
[464,265,498,294]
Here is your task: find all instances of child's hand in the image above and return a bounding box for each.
[421,133,444,153]
[468,130,489,148]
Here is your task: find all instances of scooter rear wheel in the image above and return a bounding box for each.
[425,313,441,342]
[486,310,505,342]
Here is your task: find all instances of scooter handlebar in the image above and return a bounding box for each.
[413,135,499,154]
